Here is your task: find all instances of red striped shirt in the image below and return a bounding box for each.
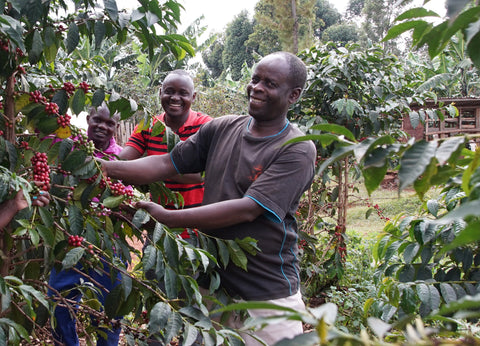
[125,110,212,210]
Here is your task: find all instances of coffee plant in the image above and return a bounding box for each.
[0,1,261,345]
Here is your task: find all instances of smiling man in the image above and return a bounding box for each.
[99,52,317,345]
[86,102,122,157]
[118,70,211,239]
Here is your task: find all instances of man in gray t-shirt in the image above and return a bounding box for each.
[100,51,317,345]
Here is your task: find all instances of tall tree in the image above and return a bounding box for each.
[222,10,254,80]
[254,0,315,53]
[201,33,225,80]
[358,0,411,52]
[314,0,342,39]
[322,23,359,45]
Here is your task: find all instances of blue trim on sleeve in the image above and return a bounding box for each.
[245,195,282,223]
[289,224,301,285]
[169,154,181,174]
[279,222,293,295]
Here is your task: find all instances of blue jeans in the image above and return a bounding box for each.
[48,260,122,346]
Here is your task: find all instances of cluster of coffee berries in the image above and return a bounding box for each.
[79,81,89,93]
[85,140,95,155]
[99,176,111,190]
[62,82,75,95]
[31,152,50,190]
[0,101,3,110]
[68,235,84,247]
[141,310,149,323]
[0,39,9,52]
[110,181,131,197]
[20,141,30,150]
[29,90,47,104]
[0,130,3,136]
[16,47,24,57]
[366,202,390,222]
[57,114,71,128]
[45,102,59,115]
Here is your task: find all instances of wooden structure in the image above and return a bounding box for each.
[403,97,480,144]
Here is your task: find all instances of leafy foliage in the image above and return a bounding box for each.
[0,1,264,344]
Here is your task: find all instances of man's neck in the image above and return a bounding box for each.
[164,111,190,132]
[248,118,288,138]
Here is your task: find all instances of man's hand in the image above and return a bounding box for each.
[135,200,168,223]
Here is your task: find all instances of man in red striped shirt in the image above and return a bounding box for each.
[119,70,211,239]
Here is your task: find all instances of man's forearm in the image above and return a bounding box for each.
[0,199,18,229]
[100,154,177,185]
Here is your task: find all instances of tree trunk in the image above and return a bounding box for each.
[5,73,16,143]
[291,0,298,54]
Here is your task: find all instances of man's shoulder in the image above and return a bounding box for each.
[189,110,212,125]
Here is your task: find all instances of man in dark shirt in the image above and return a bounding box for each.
[99,52,316,345]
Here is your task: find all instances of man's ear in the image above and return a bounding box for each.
[288,87,302,104]
[192,91,197,102]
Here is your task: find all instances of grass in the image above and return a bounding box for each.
[346,183,441,235]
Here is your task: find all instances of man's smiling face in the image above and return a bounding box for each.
[160,73,196,120]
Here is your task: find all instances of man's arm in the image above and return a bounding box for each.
[99,154,178,185]
[0,189,50,229]
[118,146,203,184]
[117,146,142,160]
[136,196,264,229]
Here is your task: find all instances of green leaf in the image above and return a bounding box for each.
[400,286,417,314]
[227,240,248,271]
[28,228,40,247]
[36,116,58,135]
[104,0,119,21]
[37,224,55,247]
[105,284,123,318]
[68,204,83,235]
[318,145,355,175]
[364,165,388,195]
[436,136,465,165]
[143,245,156,272]
[395,7,440,21]
[92,89,106,107]
[71,89,86,115]
[426,199,439,217]
[164,235,179,268]
[61,150,87,172]
[439,219,480,254]
[38,207,54,228]
[183,323,199,346]
[439,283,457,304]
[164,267,178,299]
[28,29,43,65]
[216,239,230,268]
[0,318,28,339]
[132,209,150,228]
[66,22,80,54]
[164,312,182,344]
[94,20,106,50]
[72,159,97,179]
[19,284,49,309]
[102,195,124,209]
[436,293,480,317]
[384,20,429,41]
[62,247,85,269]
[310,123,356,141]
[398,140,436,192]
[51,90,69,118]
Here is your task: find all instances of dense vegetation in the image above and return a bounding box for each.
[0,0,480,345]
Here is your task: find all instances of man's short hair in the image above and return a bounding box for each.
[271,52,307,91]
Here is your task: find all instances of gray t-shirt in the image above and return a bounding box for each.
[170,115,316,300]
